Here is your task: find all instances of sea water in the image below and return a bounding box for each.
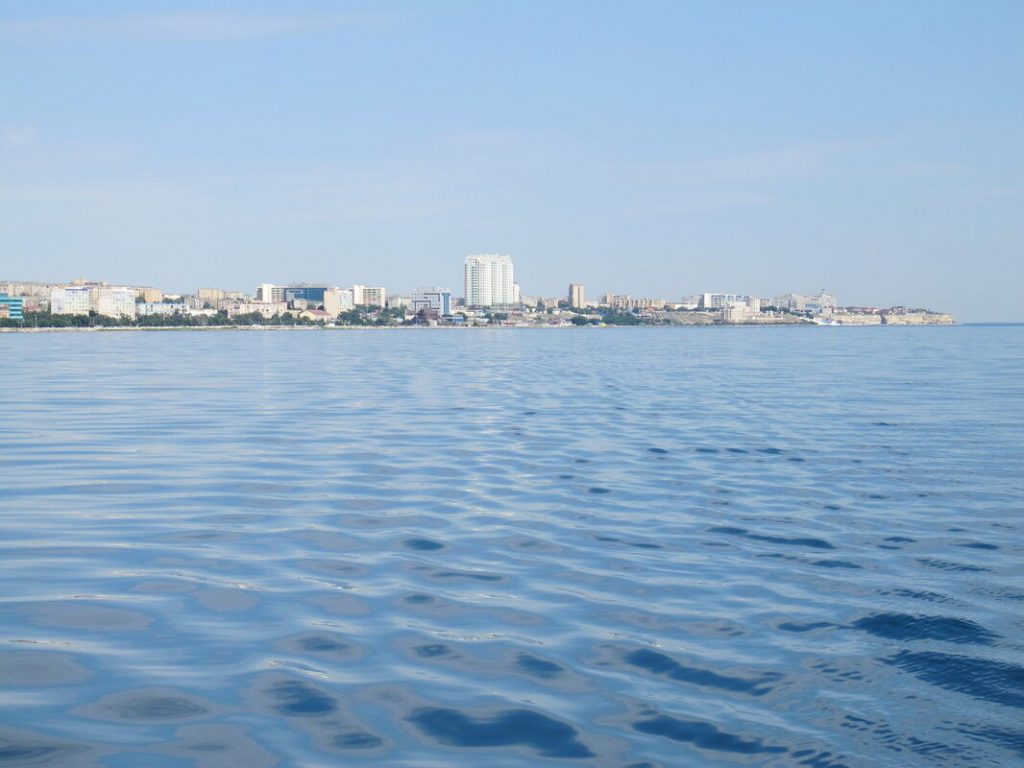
[0,326,1021,767]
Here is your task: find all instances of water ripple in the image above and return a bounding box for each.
[1,327,1021,765]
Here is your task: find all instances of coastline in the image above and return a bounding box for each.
[0,321,958,333]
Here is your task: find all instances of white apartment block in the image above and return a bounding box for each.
[772,290,836,316]
[137,302,189,316]
[96,287,137,319]
[699,293,758,310]
[257,283,286,303]
[464,254,514,307]
[49,286,92,315]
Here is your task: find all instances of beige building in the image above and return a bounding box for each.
[568,283,585,308]
[228,301,287,319]
[353,285,386,307]
[197,288,225,302]
[322,288,354,315]
[721,300,760,323]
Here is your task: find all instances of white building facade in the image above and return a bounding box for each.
[257,283,286,303]
[464,254,514,307]
[96,287,137,319]
[772,290,836,316]
[49,286,92,315]
[411,287,452,315]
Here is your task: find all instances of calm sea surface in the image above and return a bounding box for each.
[1,326,1022,767]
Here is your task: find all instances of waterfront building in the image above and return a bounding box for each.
[771,290,836,316]
[0,294,24,320]
[96,287,137,319]
[603,294,665,310]
[700,293,741,310]
[137,302,189,316]
[227,301,287,319]
[49,286,92,315]
[411,287,452,315]
[721,300,761,323]
[388,296,412,310]
[322,288,353,316]
[298,309,333,323]
[197,288,224,302]
[284,284,332,305]
[352,285,386,307]
[257,283,286,303]
[464,254,514,307]
[568,283,586,308]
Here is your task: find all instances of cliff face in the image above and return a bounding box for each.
[833,312,955,326]
[833,314,882,325]
[882,313,956,325]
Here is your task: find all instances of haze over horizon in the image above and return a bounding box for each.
[2,1,1022,322]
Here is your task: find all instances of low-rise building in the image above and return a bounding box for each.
[721,300,761,323]
[137,302,189,316]
[227,301,288,319]
[299,309,334,323]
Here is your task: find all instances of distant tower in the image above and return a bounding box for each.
[568,283,585,308]
[464,254,514,307]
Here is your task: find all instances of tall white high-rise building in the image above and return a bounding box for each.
[464,254,514,307]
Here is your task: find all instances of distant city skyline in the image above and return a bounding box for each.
[2,2,1022,322]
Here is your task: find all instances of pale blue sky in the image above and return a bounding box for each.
[2,1,1022,320]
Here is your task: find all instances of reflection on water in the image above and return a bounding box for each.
[1,326,1023,765]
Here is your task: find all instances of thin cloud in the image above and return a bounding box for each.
[0,11,385,42]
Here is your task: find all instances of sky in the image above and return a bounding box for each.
[2,1,1022,321]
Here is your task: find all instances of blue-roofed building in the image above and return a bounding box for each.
[0,293,24,321]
